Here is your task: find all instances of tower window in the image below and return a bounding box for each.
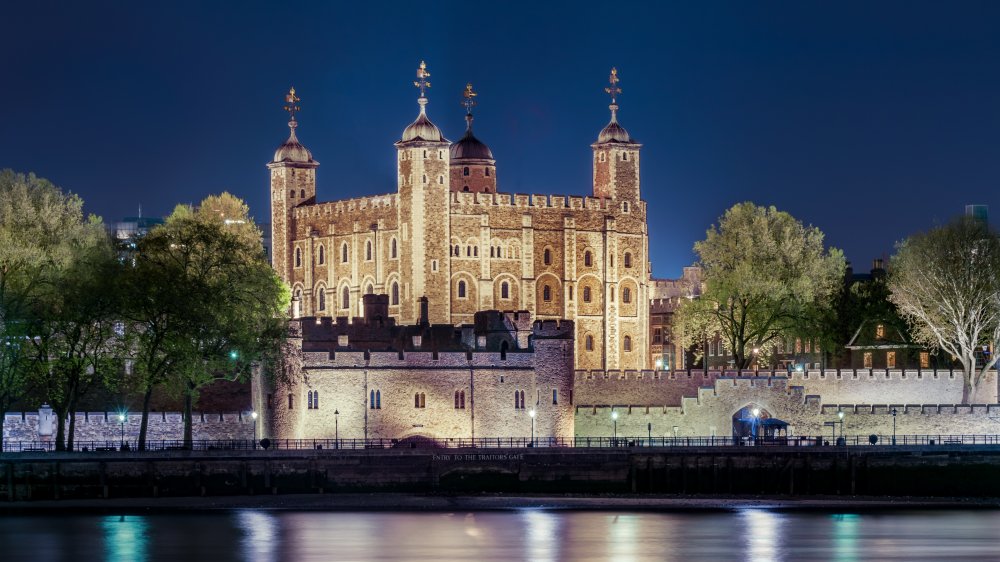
[290,190,295,198]
[288,394,294,409]
[624,336,632,352]
[623,201,630,213]
[458,280,467,298]
[501,281,510,299]
[365,284,373,295]
[342,286,350,309]
[543,285,552,302]
[414,392,426,408]
[463,167,470,176]
[584,251,592,267]
[455,390,466,409]
[422,175,427,184]
[342,243,348,263]
[485,168,491,177]
[300,189,305,198]
[423,150,427,158]
[295,248,302,268]
[543,248,552,265]
[391,282,399,305]
[622,287,631,303]
[318,245,325,265]
[552,389,558,405]
[391,237,398,258]
[583,286,591,303]
[585,335,594,351]
[463,186,469,192]
[624,252,632,268]
[622,152,628,161]
[439,176,444,185]
[366,240,373,261]
[317,288,326,310]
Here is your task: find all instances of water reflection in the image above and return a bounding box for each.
[1,509,1000,561]
[102,515,148,562]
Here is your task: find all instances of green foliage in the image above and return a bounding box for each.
[888,217,1000,402]
[674,202,846,369]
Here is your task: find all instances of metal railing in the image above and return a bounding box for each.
[5,434,1000,453]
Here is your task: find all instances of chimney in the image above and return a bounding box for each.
[872,258,884,275]
[418,296,429,326]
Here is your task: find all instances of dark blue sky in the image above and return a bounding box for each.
[3,1,999,277]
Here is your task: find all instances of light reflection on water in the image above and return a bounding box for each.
[2,509,1000,561]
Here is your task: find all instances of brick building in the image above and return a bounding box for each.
[269,64,650,371]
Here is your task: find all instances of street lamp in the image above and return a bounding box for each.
[751,408,760,445]
[611,410,619,444]
[118,412,126,450]
[251,411,258,449]
[837,410,845,444]
[891,408,897,445]
[529,409,536,446]
[334,409,339,449]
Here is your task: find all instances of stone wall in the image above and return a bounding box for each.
[3,411,253,445]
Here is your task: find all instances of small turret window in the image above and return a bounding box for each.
[623,201,630,213]
[295,248,302,268]
[624,335,632,352]
[543,248,552,265]
[391,237,398,258]
[342,286,350,309]
[300,189,305,198]
[422,175,427,184]
[624,252,632,268]
[463,186,469,192]
[585,335,594,351]
[391,282,399,305]
[622,152,628,161]
[366,240,372,261]
[543,285,552,302]
[342,243,348,263]
[317,245,325,265]
[290,190,295,198]
[584,250,593,267]
[583,286,592,303]
[423,150,427,158]
[458,280,467,298]
[501,281,510,299]
[485,168,491,177]
[439,176,444,184]
[463,167,470,176]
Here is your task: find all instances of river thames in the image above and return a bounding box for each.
[2,509,1000,561]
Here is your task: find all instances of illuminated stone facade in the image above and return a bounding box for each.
[270,67,649,371]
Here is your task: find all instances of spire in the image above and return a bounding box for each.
[414,61,431,115]
[283,86,301,140]
[604,67,622,122]
[462,82,477,132]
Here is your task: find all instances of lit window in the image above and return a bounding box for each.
[887,351,896,369]
[863,352,873,369]
[920,352,930,369]
[876,324,885,339]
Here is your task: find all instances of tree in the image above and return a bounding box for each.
[674,202,846,369]
[126,194,286,448]
[888,217,1000,403]
[0,170,108,451]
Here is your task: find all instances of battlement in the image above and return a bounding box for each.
[450,191,646,213]
[293,193,397,218]
[532,318,575,339]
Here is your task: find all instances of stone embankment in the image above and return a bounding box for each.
[3,445,1000,501]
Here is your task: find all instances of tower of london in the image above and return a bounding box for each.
[269,63,650,372]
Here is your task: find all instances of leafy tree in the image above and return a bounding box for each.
[888,217,1000,403]
[126,194,286,448]
[674,202,846,369]
[0,170,108,450]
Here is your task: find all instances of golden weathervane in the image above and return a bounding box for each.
[605,67,621,105]
[462,83,478,115]
[414,61,431,98]
[284,87,301,121]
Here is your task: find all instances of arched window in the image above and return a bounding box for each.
[458,280,466,298]
[473,246,478,257]
[390,238,398,258]
[290,190,295,198]
[342,287,350,309]
[453,244,460,257]
[501,281,510,299]
[490,247,495,258]
[463,185,470,192]
[370,390,375,409]
[485,168,491,177]
[543,285,551,302]
[610,286,615,301]
[365,283,373,295]
[496,246,502,258]
[623,201,630,212]
[288,394,294,409]
[466,246,471,257]
[307,391,312,409]
[463,166,470,176]
[366,240,372,261]
[376,390,381,409]
[624,252,632,268]
[585,335,594,351]
[520,390,525,409]
[317,288,326,311]
[552,389,558,405]
[391,282,399,305]
[584,251,592,267]
[583,286,592,303]
[622,287,631,303]
[313,391,319,409]
[342,243,348,263]
[543,248,551,265]
[624,336,632,352]
[295,248,302,268]
[415,393,420,408]
[514,390,520,409]
[438,176,444,184]
[318,245,325,265]
[300,189,305,198]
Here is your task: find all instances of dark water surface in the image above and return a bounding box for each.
[2,509,999,561]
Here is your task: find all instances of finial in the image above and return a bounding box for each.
[414,61,431,99]
[462,83,478,115]
[604,67,621,121]
[284,87,301,130]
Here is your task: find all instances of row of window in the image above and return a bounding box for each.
[282,388,560,411]
[583,335,633,352]
[461,166,491,177]
[596,151,633,163]
[542,248,636,268]
[298,281,402,312]
[294,239,399,268]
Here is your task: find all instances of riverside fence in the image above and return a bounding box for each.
[5,433,1000,453]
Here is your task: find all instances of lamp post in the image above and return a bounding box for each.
[529,409,536,447]
[251,411,258,449]
[891,408,897,445]
[611,410,619,445]
[118,412,126,450]
[334,409,339,449]
[751,408,760,445]
[837,410,845,444]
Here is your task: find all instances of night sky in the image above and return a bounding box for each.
[3,1,999,278]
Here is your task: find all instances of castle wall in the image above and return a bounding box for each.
[3,411,253,445]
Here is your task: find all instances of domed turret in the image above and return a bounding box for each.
[592,68,641,201]
[449,84,497,193]
[597,118,633,144]
[401,109,445,143]
[273,126,316,164]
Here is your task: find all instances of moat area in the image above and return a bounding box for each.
[3,508,1000,561]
